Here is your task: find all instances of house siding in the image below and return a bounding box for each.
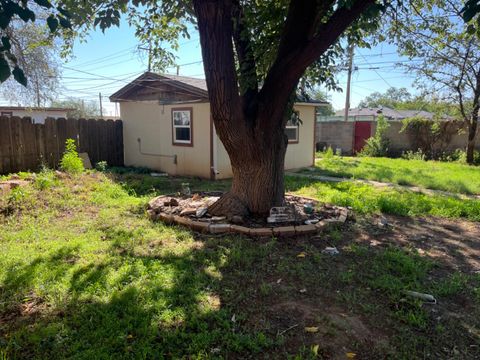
[121,101,212,178]
[214,104,316,179]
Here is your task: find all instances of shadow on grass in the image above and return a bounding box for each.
[0,235,271,359]
[108,172,231,197]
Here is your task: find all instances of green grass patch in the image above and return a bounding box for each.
[1,170,479,359]
[310,156,480,195]
[286,176,480,221]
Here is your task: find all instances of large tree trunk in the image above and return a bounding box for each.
[209,123,288,218]
[192,0,376,218]
[466,119,478,164]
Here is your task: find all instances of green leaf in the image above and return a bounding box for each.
[34,0,53,9]
[0,13,11,29]
[16,7,36,22]
[57,7,72,19]
[1,36,11,51]
[12,66,27,87]
[58,16,72,29]
[0,56,11,83]
[47,15,59,32]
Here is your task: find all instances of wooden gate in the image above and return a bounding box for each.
[353,121,372,154]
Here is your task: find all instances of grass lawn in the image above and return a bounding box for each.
[1,170,479,359]
[308,155,480,195]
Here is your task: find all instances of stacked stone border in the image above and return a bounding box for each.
[147,207,349,238]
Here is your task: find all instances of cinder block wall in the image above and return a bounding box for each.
[316,120,480,156]
[315,121,355,154]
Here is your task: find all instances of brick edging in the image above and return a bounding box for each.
[147,209,348,237]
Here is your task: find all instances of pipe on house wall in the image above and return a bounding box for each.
[137,137,177,164]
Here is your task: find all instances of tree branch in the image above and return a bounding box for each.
[231,0,258,120]
[192,0,241,125]
[259,0,375,123]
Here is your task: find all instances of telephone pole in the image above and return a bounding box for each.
[139,41,152,72]
[344,43,354,122]
[99,92,103,118]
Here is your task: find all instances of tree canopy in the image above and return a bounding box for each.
[0,19,61,106]
[390,0,480,163]
[1,0,389,216]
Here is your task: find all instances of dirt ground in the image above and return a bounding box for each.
[229,214,480,359]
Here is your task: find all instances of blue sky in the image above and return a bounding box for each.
[59,18,418,116]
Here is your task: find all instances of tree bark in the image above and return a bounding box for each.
[209,121,288,218]
[192,0,375,218]
[466,117,478,164]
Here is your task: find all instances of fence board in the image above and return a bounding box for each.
[0,117,123,174]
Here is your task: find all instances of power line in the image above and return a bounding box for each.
[358,51,394,88]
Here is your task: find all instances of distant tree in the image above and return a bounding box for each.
[51,97,101,118]
[391,0,480,164]
[1,20,61,106]
[358,87,412,108]
[308,89,335,116]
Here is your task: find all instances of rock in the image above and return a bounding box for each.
[205,196,220,205]
[211,216,226,222]
[377,216,388,227]
[146,209,157,220]
[189,201,205,208]
[322,246,339,255]
[305,219,319,225]
[267,206,296,223]
[180,208,196,216]
[196,207,208,217]
[231,215,244,224]
[164,198,179,207]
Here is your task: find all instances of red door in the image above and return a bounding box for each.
[353,121,372,154]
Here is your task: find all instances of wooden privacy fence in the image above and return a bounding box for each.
[0,116,124,174]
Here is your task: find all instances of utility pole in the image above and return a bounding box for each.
[139,41,152,72]
[344,43,354,122]
[176,65,180,75]
[99,92,103,118]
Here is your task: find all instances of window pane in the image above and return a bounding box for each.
[175,127,191,142]
[173,111,190,126]
[285,127,298,141]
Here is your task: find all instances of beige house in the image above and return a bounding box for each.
[110,72,324,180]
[0,106,72,124]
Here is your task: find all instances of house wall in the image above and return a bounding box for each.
[214,104,316,179]
[121,101,212,178]
[0,110,68,124]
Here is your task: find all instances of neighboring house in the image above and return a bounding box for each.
[332,106,446,121]
[110,72,326,180]
[0,106,73,124]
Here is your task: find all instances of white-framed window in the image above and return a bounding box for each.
[285,118,299,143]
[172,108,192,145]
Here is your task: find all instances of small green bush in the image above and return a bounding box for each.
[95,161,108,172]
[322,146,334,159]
[60,139,84,174]
[439,149,480,165]
[359,115,390,157]
[401,149,426,161]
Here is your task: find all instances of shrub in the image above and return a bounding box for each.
[95,161,108,172]
[439,149,480,165]
[60,139,84,174]
[401,149,426,161]
[323,146,334,159]
[359,115,390,157]
[400,116,462,159]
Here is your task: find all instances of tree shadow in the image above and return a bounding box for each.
[107,172,231,197]
[0,233,270,359]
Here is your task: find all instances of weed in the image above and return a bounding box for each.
[59,139,84,174]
